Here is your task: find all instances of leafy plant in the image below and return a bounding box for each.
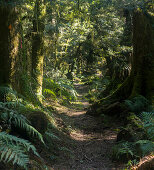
[0,102,44,143]
[43,78,77,103]
[124,95,151,113]
[112,141,135,162]
[112,111,154,164]
[0,132,39,169]
[0,96,45,169]
[45,132,60,141]
[135,140,154,156]
[0,86,18,102]
[139,111,154,140]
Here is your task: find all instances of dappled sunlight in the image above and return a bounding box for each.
[50,82,121,170]
[0,0,153,169]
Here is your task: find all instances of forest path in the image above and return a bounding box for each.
[52,82,121,170]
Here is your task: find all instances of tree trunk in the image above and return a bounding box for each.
[31,0,45,101]
[87,10,154,116]
[130,11,154,100]
[0,5,19,101]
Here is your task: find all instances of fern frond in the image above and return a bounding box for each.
[0,86,17,101]
[43,89,57,98]
[140,112,154,122]
[10,112,44,144]
[139,112,154,140]
[45,132,60,141]
[125,95,150,113]
[0,132,39,156]
[0,109,44,144]
[136,140,154,156]
[0,132,41,168]
[0,142,29,168]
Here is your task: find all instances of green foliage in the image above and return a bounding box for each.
[112,141,135,162]
[112,110,154,163]
[84,75,109,102]
[0,87,45,168]
[43,78,77,103]
[125,95,151,113]
[0,86,18,102]
[0,102,44,143]
[112,139,154,163]
[0,132,39,169]
[45,132,60,141]
[135,140,154,156]
[140,111,154,140]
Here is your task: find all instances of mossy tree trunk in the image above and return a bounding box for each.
[31,0,45,101]
[87,10,154,116]
[0,5,19,101]
[130,11,154,100]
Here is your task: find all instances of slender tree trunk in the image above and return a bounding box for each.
[31,0,45,101]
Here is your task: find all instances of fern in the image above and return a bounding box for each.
[0,86,18,102]
[125,95,151,113]
[43,78,77,102]
[139,111,154,140]
[0,132,39,156]
[0,102,44,144]
[45,132,60,141]
[135,140,154,156]
[9,112,44,143]
[0,132,40,169]
[0,88,46,168]
[43,89,57,99]
[0,143,29,169]
[112,141,135,162]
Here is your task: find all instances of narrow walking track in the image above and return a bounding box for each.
[52,83,122,170]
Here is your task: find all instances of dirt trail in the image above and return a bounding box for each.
[52,83,122,170]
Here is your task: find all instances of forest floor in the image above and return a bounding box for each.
[50,81,125,170]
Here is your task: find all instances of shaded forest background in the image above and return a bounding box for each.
[0,0,153,169]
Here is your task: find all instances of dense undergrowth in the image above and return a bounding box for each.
[81,75,154,168]
[0,74,153,169]
[0,1,153,169]
[111,96,154,168]
[0,81,77,169]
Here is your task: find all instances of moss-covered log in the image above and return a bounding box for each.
[87,10,154,116]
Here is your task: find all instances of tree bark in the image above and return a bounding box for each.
[0,5,19,101]
[31,0,45,101]
[87,10,154,116]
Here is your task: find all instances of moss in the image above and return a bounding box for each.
[31,1,44,102]
[0,6,19,101]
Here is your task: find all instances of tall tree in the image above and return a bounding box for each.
[87,10,154,116]
[31,0,45,101]
[0,4,19,101]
